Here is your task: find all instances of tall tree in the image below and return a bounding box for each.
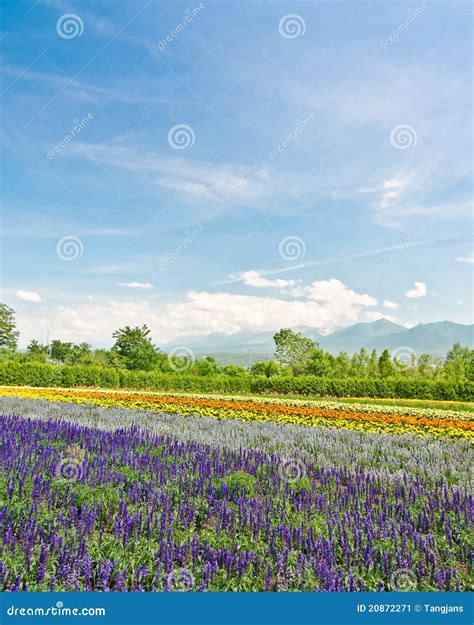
[0,303,19,351]
[273,328,318,375]
[307,349,331,376]
[50,340,73,363]
[378,349,394,377]
[445,343,474,381]
[112,325,159,371]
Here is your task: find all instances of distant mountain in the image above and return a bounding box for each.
[318,319,406,354]
[161,320,473,365]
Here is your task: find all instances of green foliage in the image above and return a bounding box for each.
[192,356,219,376]
[378,349,394,377]
[445,342,474,381]
[112,325,160,371]
[273,328,319,375]
[50,339,73,363]
[222,471,256,497]
[289,476,311,494]
[0,303,19,351]
[249,374,473,401]
[26,340,48,362]
[222,364,247,377]
[0,362,472,401]
[307,349,331,376]
[250,360,285,377]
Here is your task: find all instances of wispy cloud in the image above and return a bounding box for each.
[221,235,466,285]
[1,65,167,105]
[69,143,276,205]
[3,225,140,239]
[116,281,153,289]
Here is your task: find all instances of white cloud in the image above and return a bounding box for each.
[233,273,377,306]
[237,270,298,290]
[116,281,153,289]
[304,279,377,307]
[15,281,380,347]
[405,282,427,299]
[455,253,474,264]
[383,300,399,309]
[16,290,43,303]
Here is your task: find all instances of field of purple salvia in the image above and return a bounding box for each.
[1,409,472,592]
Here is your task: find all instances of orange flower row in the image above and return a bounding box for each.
[4,387,472,438]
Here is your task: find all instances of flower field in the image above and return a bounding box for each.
[0,388,473,592]
[0,386,473,439]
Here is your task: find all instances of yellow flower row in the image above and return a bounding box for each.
[1,386,472,440]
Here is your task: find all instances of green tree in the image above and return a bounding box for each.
[192,356,219,376]
[0,303,19,351]
[112,325,159,371]
[416,353,434,379]
[351,348,370,377]
[367,349,379,377]
[273,328,318,375]
[333,352,351,378]
[378,349,394,377]
[444,343,474,381]
[26,339,49,362]
[50,340,73,363]
[222,364,247,377]
[307,349,331,376]
[250,360,285,377]
[65,342,92,365]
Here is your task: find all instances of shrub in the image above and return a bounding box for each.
[0,363,471,401]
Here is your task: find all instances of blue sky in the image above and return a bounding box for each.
[1,0,472,347]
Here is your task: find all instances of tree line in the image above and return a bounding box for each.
[1,303,473,381]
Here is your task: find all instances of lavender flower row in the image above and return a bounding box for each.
[1,414,472,592]
[0,396,471,488]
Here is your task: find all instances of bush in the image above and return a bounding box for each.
[0,362,471,401]
[249,374,473,401]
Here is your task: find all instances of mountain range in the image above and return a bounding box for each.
[162,320,474,366]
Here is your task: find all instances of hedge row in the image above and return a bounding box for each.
[249,375,474,401]
[0,362,472,401]
[0,363,251,393]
